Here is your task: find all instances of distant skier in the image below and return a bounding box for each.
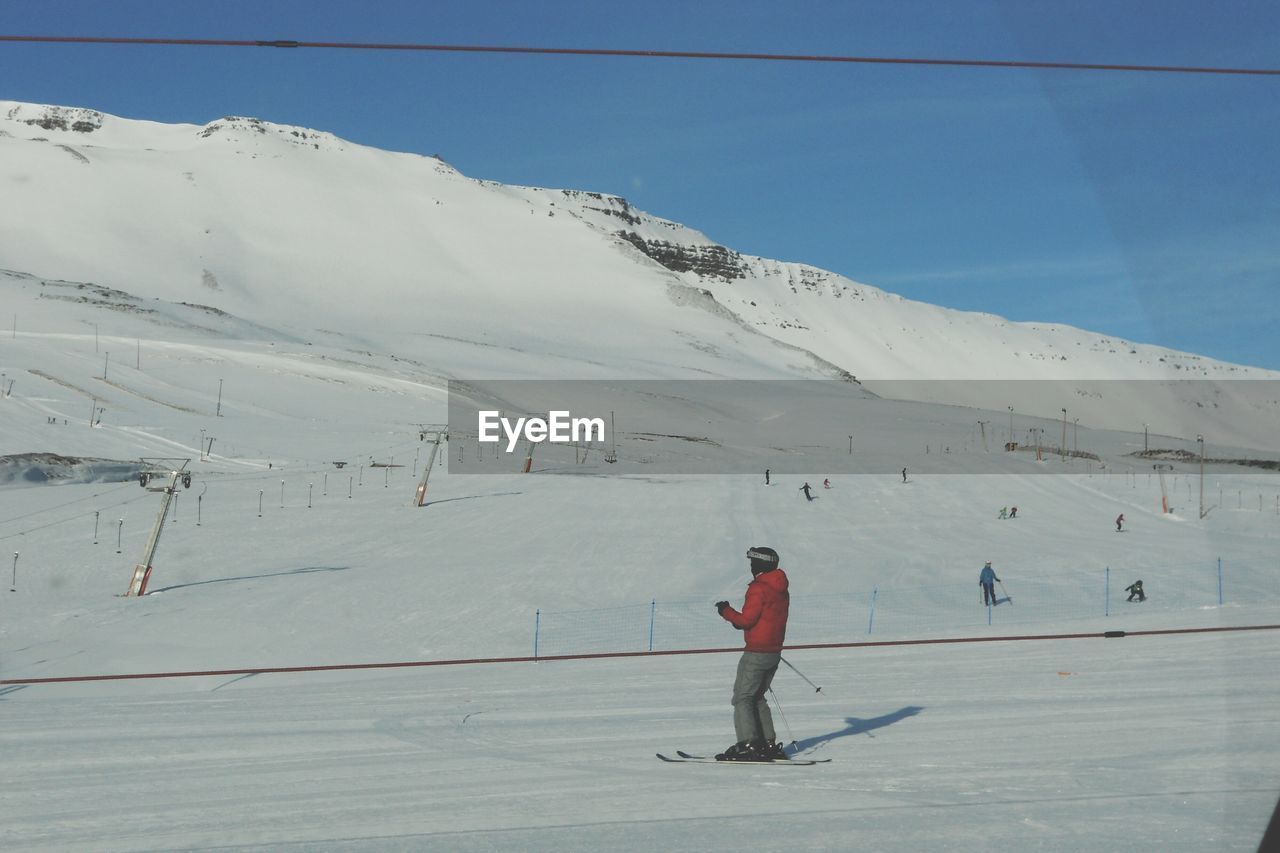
[764,468,770,486]
[998,507,1008,520]
[1116,513,1125,532]
[902,467,908,483]
[823,478,831,489]
[1009,506,1018,518]
[800,482,814,501]
[1126,579,1146,602]
[714,546,790,762]
[980,560,1001,606]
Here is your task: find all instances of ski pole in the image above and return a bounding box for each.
[780,656,822,693]
[768,686,798,749]
[998,580,1012,604]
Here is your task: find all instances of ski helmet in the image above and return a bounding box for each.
[747,546,780,573]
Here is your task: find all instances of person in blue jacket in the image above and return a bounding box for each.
[979,561,1000,606]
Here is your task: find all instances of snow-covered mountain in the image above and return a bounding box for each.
[1,100,1277,448]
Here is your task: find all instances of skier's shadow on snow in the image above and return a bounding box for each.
[790,706,923,752]
[149,565,351,593]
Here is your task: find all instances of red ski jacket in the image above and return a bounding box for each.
[720,568,790,653]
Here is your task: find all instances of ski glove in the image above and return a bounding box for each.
[715,600,730,614]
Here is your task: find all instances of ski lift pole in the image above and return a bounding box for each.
[413,429,445,506]
[125,468,183,596]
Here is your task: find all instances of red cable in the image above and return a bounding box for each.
[4,623,1276,686]
[0,34,1276,76]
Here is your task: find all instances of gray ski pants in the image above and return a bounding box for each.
[732,651,781,744]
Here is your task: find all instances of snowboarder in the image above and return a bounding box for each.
[800,482,814,501]
[1009,506,1018,518]
[714,547,791,761]
[980,561,1001,606]
[998,507,1008,519]
[1126,580,1146,602]
[764,468,770,486]
[1116,513,1125,532]
[902,467,908,483]
[823,478,831,489]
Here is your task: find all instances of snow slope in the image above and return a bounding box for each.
[7,99,1280,384]
[2,327,1279,850]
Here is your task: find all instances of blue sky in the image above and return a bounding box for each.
[3,0,1278,368]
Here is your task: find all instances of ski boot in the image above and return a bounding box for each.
[715,741,757,761]
[755,740,789,761]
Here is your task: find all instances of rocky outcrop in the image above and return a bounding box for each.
[617,231,749,282]
[5,104,102,133]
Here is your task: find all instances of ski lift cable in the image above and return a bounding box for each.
[0,482,135,528]
[0,491,154,541]
[0,34,1276,77]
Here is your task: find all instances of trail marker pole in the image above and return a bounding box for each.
[10,552,16,591]
[648,599,656,652]
[93,511,100,544]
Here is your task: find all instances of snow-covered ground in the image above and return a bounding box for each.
[2,331,1278,850]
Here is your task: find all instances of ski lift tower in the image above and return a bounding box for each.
[1153,463,1174,513]
[412,426,449,506]
[124,458,193,596]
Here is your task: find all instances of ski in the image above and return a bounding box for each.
[676,749,830,763]
[657,752,830,765]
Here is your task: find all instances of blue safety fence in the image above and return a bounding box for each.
[533,558,1256,657]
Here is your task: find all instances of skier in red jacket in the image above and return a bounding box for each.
[714,546,791,761]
